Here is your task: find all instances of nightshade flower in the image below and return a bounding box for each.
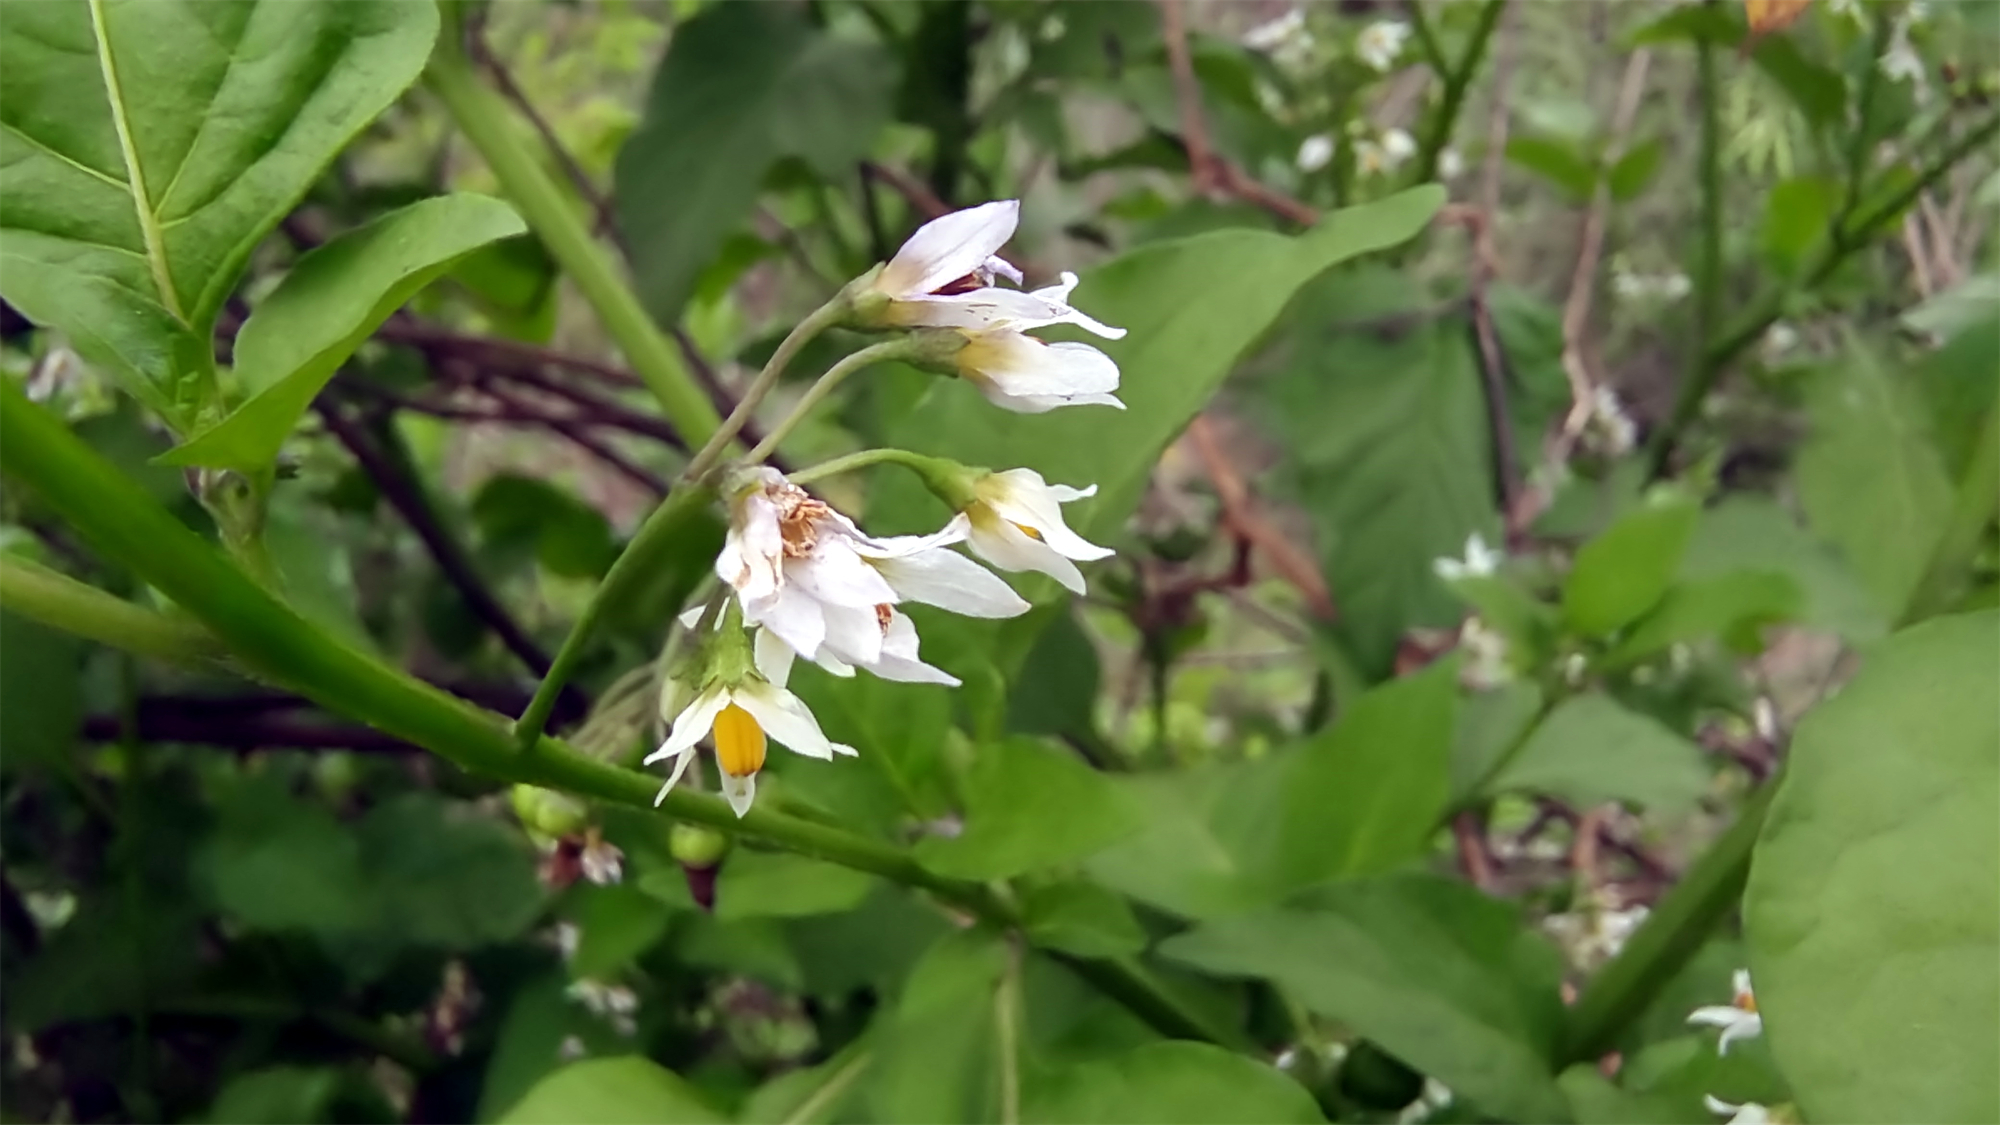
[715,468,1026,676]
[1296,133,1336,173]
[1432,532,1502,581]
[962,469,1113,593]
[1356,20,1411,71]
[1687,969,1764,1056]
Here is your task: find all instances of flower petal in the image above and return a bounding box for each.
[984,468,1113,561]
[650,743,698,807]
[753,627,796,686]
[745,584,827,660]
[720,771,757,818]
[980,388,1127,414]
[878,200,1020,298]
[732,681,836,760]
[967,515,1086,593]
[1716,1014,1763,1055]
[789,541,899,608]
[1024,272,1127,338]
[873,548,1031,618]
[1686,1006,1745,1028]
[645,689,728,764]
[820,600,886,667]
[852,512,972,559]
[867,610,963,685]
[960,335,1120,398]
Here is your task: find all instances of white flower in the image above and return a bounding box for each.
[946,271,1126,413]
[1688,969,1764,1056]
[1704,1096,1774,1125]
[1296,133,1335,173]
[963,469,1113,594]
[715,468,1027,677]
[1355,128,1416,176]
[1382,128,1417,165]
[1826,0,1860,19]
[1880,19,1924,85]
[566,980,638,1036]
[551,922,580,962]
[1760,321,1800,363]
[1243,8,1305,51]
[579,833,623,886]
[1438,147,1465,180]
[1356,20,1411,71]
[1459,617,1512,690]
[646,651,851,817]
[867,200,1024,320]
[1433,532,1502,581]
[1583,386,1638,456]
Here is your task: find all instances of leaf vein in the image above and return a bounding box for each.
[84,0,184,322]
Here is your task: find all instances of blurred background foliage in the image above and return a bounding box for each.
[1,0,1996,1123]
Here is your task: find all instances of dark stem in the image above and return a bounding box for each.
[1411,0,1508,187]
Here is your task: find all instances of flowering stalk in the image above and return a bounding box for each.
[682,295,852,482]
[742,338,921,464]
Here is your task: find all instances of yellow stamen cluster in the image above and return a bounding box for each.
[713,704,767,779]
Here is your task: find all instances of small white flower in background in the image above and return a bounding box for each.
[715,468,1026,678]
[1880,17,1925,86]
[1561,651,1590,686]
[1458,617,1512,690]
[1296,133,1336,173]
[1825,0,1860,19]
[1243,7,1305,51]
[1396,1078,1455,1123]
[1704,1096,1775,1125]
[551,922,581,962]
[1581,386,1638,457]
[579,832,623,886]
[1382,128,1417,165]
[1546,889,1650,969]
[962,469,1114,594]
[1433,532,1502,581]
[1753,697,1780,742]
[1759,320,1801,364]
[557,1035,587,1061]
[1688,968,1764,1055]
[1438,147,1465,180]
[1356,19,1412,72]
[1355,128,1417,177]
[566,980,638,1036]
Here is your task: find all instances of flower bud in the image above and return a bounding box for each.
[510,784,590,841]
[670,822,730,869]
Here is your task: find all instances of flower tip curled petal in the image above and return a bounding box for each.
[878,199,1021,299]
[720,771,757,818]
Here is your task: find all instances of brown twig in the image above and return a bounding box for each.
[861,160,950,219]
[477,380,671,495]
[1159,0,1219,195]
[1454,809,1498,891]
[1184,416,1336,621]
[1441,204,1525,538]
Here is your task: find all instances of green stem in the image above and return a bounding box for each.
[0,383,1218,1050]
[744,340,914,464]
[1562,779,1778,1063]
[512,481,719,749]
[1411,0,1506,187]
[1058,954,1254,1052]
[684,298,849,482]
[1899,404,2000,627]
[1692,18,1725,391]
[0,556,226,669]
[1651,109,2000,473]
[1838,7,1895,227]
[785,447,948,487]
[424,23,721,447]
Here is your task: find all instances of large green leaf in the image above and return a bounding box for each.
[865,929,1008,1124]
[916,736,1147,880]
[355,793,545,950]
[714,850,878,920]
[204,1066,342,1125]
[876,188,1447,548]
[1485,693,1712,814]
[164,194,525,471]
[195,776,370,934]
[1255,271,1496,675]
[498,1058,726,1125]
[1745,610,2000,1123]
[1161,874,1573,1123]
[1024,1042,1325,1124]
[1796,349,1955,619]
[615,1,895,326]
[1679,496,1885,643]
[0,608,83,774]
[0,0,439,426]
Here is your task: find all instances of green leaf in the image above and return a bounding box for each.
[1563,495,1701,636]
[1025,1041,1325,1124]
[1605,138,1663,201]
[1258,271,1496,674]
[1745,610,2000,1124]
[714,850,878,920]
[740,1040,874,1125]
[1084,764,1287,919]
[195,777,370,934]
[1021,881,1149,959]
[569,884,674,979]
[163,194,525,471]
[875,188,1446,547]
[1486,693,1712,814]
[205,1066,342,1125]
[1913,318,2000,477]
[1679,496,1885,643]
[1759,177,1836,280]
[1796,348,1955,618]
[615,1,895,326]
[357,793,544,950]
[499,1058,727,1125]
[1005,608,1103,742]
[1506,136,1598,201]
[1750,35,1846,129]
[0,0,439,426]
[1162,875,1572,1123]
[865,930,1008,1125]
[1605,570,1804,666]
[917,737,1147,880]
[472,474,619,581]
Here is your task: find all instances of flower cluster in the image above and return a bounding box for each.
[646,202,1121,816]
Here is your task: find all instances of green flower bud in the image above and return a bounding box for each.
[669,822,730,869]
[511,785,590,841]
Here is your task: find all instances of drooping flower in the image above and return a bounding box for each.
[1355,128,1417,176]
[647,618,852,817]
[1296,133,1336,173]
[1433,532,1502,581]
[1704,1096,1775,1125]
[715,468,1025,678]
[1243,8,1305,51]
[1688,969,1764,1055]
[951,317,1125,413]
[961,469,1114,594]
[579,830,623,886]
[1356,19,1412,71]
[1880,16,1925,86]
[862,200,1024,319]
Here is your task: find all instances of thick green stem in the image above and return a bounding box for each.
[0,383,1218,1050]
[1900,404,2000,627]
[512,481,719,749]
[744,340,915,464]
[0,556,226,669]
[1411,0,1507,187]
[1562,779,1778,1063]
[1651,110,2000,473]
[424,26,721,447]
[684,298,849,481]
